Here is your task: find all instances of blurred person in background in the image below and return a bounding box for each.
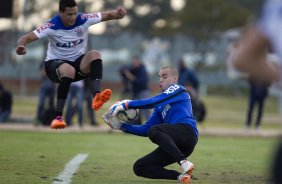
[34,62,55,126]
[65,80,84,127]
[231,0,282,183]
[66,79,99,126]
[245,79,271,131]
[121,56,151,125]
[84,78,99,126]
[16,0,126,129]
[118,65,132,99]
[178,58,199,95]
[178,58,206,123]
[0,83,12,122]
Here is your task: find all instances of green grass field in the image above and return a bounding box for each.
[0,131,279,184]
[1,93,281,183]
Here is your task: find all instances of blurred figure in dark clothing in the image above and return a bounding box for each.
[84,78,99,126]
[178,58,199,94]
[273,142,282,184]
[35,62,55,125]
[178,58,206,123]
[66,78,99,126]
[122,56,151,124]
[245,79,270,130]
[118,65,132,99]
[65,80,84,127]
[0,83,12,122]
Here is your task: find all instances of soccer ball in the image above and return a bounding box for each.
[116,109,139,122]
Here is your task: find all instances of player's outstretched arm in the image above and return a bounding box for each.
[101,6,126,21]
[16,32,38,55]
[232,26,279,83]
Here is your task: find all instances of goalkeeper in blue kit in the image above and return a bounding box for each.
[105,66,198,184]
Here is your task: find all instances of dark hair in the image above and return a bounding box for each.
[59,0,77,12]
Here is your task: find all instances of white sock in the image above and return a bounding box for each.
[180,159,191,173]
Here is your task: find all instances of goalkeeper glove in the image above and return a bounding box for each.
[109,100,130,117]
[102,112,122,130]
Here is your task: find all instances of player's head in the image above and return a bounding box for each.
[59,0,78,27]
[131,56,142,68]
[158,66,179,91]
[178,58,186,69]
[59,0,77,12]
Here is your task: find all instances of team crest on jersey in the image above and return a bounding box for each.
[75,27,84,37]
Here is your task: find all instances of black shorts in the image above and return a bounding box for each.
[44,54,89,83]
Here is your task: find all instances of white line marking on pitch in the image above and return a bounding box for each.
[53,153,88,184]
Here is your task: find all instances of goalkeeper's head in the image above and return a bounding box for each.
[158,66,179,91]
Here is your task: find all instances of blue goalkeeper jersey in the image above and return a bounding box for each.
[121,84,198,138]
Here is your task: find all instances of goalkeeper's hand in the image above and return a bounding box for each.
[102,112,122,130]
[109,100,130,117]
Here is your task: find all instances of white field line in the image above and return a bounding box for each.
[53,153,88,184]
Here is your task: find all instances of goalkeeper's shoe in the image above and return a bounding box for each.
[180,160,194,175]
[92,89,112,110]
[51,116,66,129]
[178,173,192,184]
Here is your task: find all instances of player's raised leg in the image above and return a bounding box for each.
[92,88,112,110]
[80,50,112,111]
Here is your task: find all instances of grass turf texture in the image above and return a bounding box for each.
[3,93,281,183]
[0,130,279,184]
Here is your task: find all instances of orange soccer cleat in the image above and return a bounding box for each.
[92,89,112,110]
[50,116,66,129]
[178,173,192,184]
[179,160,195,183]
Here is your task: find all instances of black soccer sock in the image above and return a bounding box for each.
[92,79,101,96]
[90,59,102,96]
[55,77,73,117]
